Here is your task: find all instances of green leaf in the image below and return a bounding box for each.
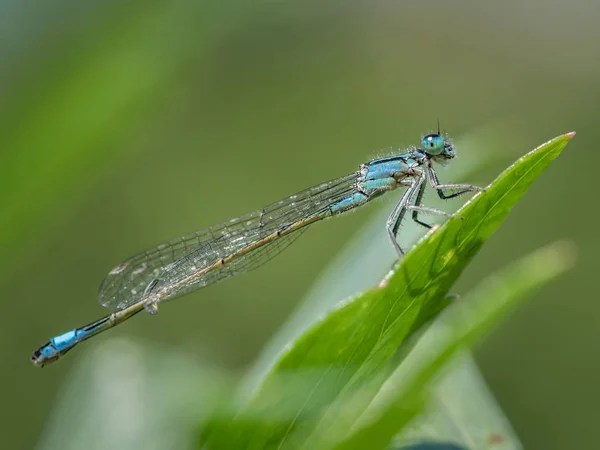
[337,241,575,450]
[242,131,524,448]
[200,132,575,450]
[245,131,496,388]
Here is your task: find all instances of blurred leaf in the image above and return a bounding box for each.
[394,443,468,450]
[391,352,522,450]
[35,339,235,450]
[341,241,576,450]
[0,1,249,281]
[200,132,574,449]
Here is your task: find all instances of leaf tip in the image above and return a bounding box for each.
[524,240,577,279]
[548,239,578,271]
[565,131,576,139]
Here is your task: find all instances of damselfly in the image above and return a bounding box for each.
[31,130,482,367]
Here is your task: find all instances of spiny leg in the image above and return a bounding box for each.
[409,181,433,229]
[408,174,456,229]
[427,163,484,200]
[386,175,424,257]
[407,205,453,222]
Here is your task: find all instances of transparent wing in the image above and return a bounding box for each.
[98,172,359,310]
[146,229,309,303]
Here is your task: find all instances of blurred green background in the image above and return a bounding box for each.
[1,1,598,449]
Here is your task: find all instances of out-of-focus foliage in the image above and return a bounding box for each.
[2,1,598,450]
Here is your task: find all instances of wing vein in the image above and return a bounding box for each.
[98,172,360,310]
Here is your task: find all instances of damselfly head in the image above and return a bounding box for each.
[422,134,456,161]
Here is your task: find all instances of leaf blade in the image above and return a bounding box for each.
[337,240,575,450]
[200,132,575,450]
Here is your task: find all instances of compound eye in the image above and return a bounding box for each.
[422,134,445,155]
